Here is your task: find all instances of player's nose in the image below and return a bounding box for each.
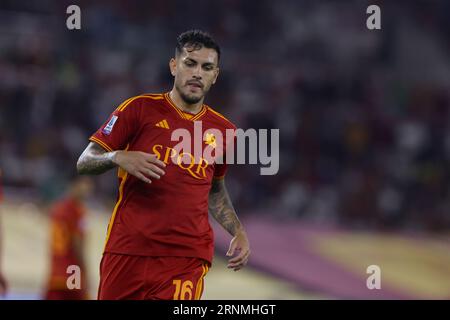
[192,66,202,78]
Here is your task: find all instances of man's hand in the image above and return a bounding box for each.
[226,230,250,271]
[208,178,250,272]
[113,151,166,184]
[0,272,7,296]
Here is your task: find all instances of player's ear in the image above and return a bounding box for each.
[169,58,176,77]
[212,67,219,85]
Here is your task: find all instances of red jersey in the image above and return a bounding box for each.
[48,197,86,290]
[90,93,236,264]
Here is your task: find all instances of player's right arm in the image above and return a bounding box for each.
[77,97,165,183]
[77,142,166,184]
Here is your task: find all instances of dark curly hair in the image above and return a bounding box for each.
[175,29,221,61]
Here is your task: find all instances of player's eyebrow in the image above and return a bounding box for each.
[185,57,216,68]
[184,57,197,63]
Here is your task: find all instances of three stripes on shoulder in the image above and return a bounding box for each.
[155,119,170,129]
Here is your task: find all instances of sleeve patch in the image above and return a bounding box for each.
[102,115,119,135]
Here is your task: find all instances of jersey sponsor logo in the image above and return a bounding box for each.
[102,115,118,135]
[152,144,209,180]
[155,119,170,129]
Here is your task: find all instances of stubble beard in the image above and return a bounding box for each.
[176,83,205,105]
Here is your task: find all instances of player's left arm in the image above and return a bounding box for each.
[209,178,250,271]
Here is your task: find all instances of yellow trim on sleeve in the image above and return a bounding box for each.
[89,136,114,152]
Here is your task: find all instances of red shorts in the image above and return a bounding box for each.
[98,253,210,300]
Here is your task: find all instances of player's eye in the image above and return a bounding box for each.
[185,60,195,67]
[203,65,214,71]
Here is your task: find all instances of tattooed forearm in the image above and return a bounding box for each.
[77,142,118,175]
[209,178,244,236]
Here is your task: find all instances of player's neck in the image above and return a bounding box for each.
[169,89,204,115]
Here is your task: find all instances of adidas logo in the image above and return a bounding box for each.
[155,119,170,129]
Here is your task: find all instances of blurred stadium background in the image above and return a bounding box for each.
[0,0,449,299]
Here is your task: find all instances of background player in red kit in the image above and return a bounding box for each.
[44,176,93,300]
[77,30,250,300]
[0,169,8,296]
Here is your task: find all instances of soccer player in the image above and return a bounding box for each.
[0,169,7,296]
[44,176,93,300]
[77,30,250,300]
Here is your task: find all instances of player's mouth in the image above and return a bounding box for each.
[186,81,203,90]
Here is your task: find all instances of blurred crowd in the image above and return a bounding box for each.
[0,0,449,230]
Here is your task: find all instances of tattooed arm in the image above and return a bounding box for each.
[76,142,117,175]
[209,178,250,271]
[77,142,166,182]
